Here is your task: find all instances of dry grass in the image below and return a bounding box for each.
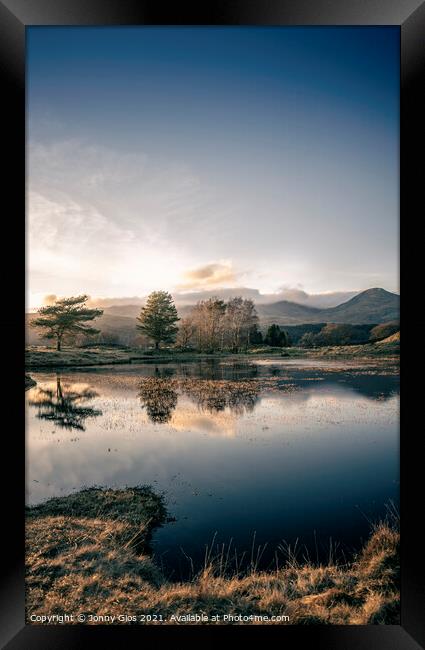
[26,489,399,625]
[375,331,400,345]
[310,337,399,359]
[25,337,399,371]
[25,346,132,368]
[26,487,167,553]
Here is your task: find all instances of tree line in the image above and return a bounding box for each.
[31,292,396,351]
[298,322,399,347]
[31,292,291,352]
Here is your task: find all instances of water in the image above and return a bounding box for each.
[26,358,399,579]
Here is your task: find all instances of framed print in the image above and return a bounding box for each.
[0,1,423,648]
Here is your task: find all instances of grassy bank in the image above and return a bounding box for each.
[25,345,304,369]
[26,337,399,369]
[26,488,399,625]
[25,346,134,368]
[301,341,399,359]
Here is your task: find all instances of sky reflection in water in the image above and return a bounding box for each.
[26,360,399,577]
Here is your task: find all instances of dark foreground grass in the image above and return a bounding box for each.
[26,487,167,553]
[26,488,399,625]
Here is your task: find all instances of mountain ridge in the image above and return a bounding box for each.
[96,288,400,326]
[257,288,399,326]
[26,288,399,346]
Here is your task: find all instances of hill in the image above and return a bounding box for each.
[257,288,398,326]
[26,289,399,347]
[101,304,142,318]
[100,289,398,328]
[257,300,322,325]
[318,288,399,325]
[26,311,140,347]
[82,288,399,328]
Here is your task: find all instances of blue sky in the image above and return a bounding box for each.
[27,27,399,306]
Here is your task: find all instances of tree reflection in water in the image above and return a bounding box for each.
[182,379,259,415]
[28,377,102,431]
[138,378,178,424]
[138,375,260,423]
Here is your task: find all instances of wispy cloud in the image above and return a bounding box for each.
[27,134,398,304]
[27,139,230,303]
[27,28,399,302]
[28,139,227,242]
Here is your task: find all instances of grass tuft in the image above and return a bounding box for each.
[26,488,400,625]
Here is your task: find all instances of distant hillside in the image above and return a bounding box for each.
[96,289,399,332]
[26,312,139,347]
[103,304,141,318]
[258,288,399,326]
[318,288,399,325]
[26,288,399,346]
[83,288,360,311]
[257,301,322,325]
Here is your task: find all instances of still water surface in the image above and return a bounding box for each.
[26,359,399,578]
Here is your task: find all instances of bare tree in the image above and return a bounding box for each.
[183,296,259,353]
[226,297,245,352]
[225,297,259,352]
[191,298,226,352]
[241,298,259,350]
[176,316,196,349]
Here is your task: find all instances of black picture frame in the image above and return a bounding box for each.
[1,1,422,647]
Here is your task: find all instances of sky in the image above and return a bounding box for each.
[27,27,399,309]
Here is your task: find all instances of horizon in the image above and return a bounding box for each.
[27,27,399,310]
[27,285,399,313]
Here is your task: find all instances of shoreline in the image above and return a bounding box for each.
[25,341,399,370]
[26,487,400,625]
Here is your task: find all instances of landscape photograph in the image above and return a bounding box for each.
[26,26,399,625]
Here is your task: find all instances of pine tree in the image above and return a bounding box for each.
[264,324,287,347]
[136,291,179,349]
[31,295,103,351]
